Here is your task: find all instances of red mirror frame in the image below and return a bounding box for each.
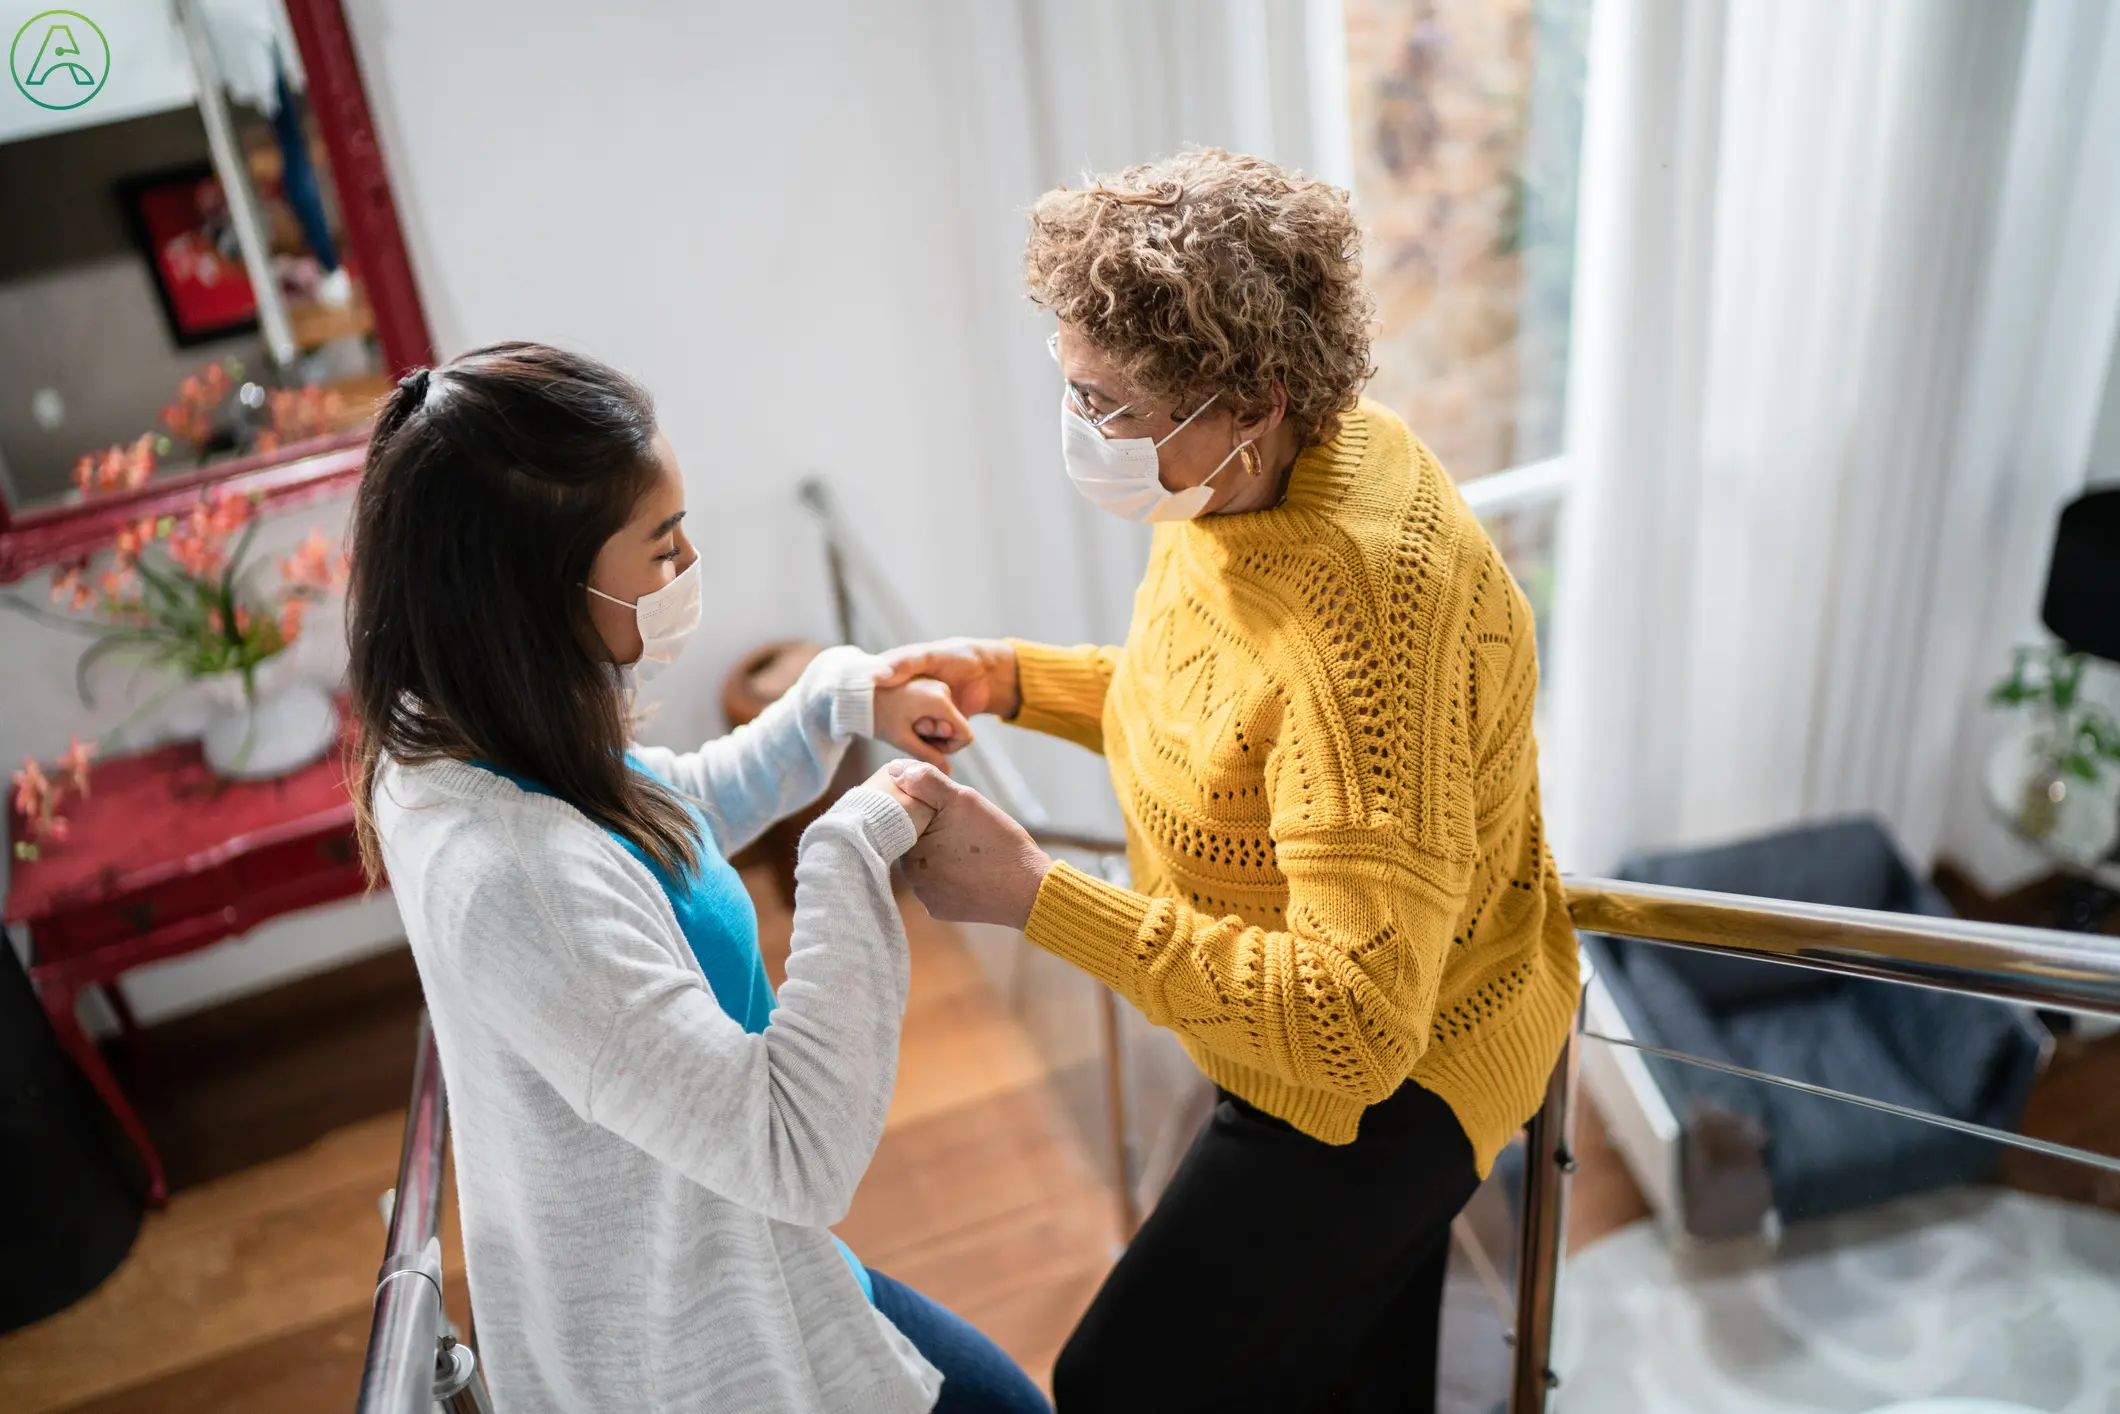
[0,0,433,584]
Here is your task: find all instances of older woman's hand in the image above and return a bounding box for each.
[885,760,1052,931]
[876,639,1021,721]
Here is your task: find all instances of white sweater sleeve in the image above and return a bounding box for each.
[453,784,917,1228]
[632,645,881,858]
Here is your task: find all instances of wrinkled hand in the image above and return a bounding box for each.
[874,638,1021,721]
[872,676,973,771]
[863,761,940,835]
[887,760,1052,931]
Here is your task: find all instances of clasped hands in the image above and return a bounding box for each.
[864,639,1051,933]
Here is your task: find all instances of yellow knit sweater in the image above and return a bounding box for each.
[1010,400,1579,1175]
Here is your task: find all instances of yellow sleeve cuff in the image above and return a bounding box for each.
[1005,639,1114,754]
[1022,859,1154,996]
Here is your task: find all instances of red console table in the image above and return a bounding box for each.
[5,726,370,1205]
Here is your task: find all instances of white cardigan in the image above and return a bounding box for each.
[375,647,942,1414]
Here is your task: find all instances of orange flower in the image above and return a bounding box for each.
[280,528,341,590]
[12,757,48,818]
[264,385,347,446]
[168,522,224,579]
[234,605,254,635]
[57,737,94,796]
[98,567,135,601]
[117,433,156,490]
[66,434,159,501]
[204,486,254,537]
[161,362,234,448]
[279,598,307,643]
[49,562,83,604]
[114,515,160,563]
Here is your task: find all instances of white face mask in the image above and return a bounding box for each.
[1049,330,1255,524]
[586,558,701,683]
[1059,397,1255,523]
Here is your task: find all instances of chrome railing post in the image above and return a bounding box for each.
[1508,1008,1581,1414]
[357,1012,491,1414]
[1096,983,1141,1238]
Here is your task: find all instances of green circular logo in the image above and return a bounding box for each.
[11,10,110,111]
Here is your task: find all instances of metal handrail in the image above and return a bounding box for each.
[356,1012,493,1414]
[1506,878,2120,1414]
[1566,875,2120,1019]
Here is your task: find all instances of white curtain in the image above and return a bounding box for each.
[1548,0,2120,877]
[919,0,1352,824]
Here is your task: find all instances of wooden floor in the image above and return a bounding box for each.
[0,871,1118,1411]
[15,859,2098,1410]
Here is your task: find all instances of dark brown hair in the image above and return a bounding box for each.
[346,341,699,882]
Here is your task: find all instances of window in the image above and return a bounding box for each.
[1342,0,1592,650]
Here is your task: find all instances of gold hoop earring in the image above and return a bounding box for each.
[1242,444,1262,477]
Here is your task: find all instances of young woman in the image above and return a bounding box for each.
[346,341,1049,1414]
[881,149,1580,1413]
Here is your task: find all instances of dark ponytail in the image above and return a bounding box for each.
[345,342,699,883]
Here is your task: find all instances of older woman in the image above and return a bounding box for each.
[882,148,1580,1414]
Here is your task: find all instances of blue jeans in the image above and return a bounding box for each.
[868,1269,1052,1414]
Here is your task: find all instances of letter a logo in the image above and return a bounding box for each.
[11,11,111,112]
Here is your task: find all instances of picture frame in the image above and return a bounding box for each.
[115,161,262,349]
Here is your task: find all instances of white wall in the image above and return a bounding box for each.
[5,0,1349,1021]
[345,0,1348,799]
[350,1,1016,753]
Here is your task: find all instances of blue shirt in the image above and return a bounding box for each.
[473,755,873,1301]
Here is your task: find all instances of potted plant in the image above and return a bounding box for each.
[1987,645,2120,865]
[10,483,347,780]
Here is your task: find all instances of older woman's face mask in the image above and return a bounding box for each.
[1050,333,1254,524]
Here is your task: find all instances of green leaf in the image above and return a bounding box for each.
[0,593,110,637]
[75,631,180,707]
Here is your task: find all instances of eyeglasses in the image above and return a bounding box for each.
[1048,331,1132,432]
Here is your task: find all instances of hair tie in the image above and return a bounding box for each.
[398,367,432,401]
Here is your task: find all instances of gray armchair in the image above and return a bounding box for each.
[1581,817,2048,1240]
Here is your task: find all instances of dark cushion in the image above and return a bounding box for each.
[1604,940,1767,1129]
[1617,816,1933,1011]
[1726,992,1998,1221]
[1847,977,2041,1120]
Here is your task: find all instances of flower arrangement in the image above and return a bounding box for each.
[12,355,354,708]
[69,356,348,497]
[11,737,95,861]
[37,488,347,701]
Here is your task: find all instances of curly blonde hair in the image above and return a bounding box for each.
[1024,148,1374,446]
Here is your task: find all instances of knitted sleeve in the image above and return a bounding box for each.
[1004,639,1120,755]
[1022,779,1476,1110]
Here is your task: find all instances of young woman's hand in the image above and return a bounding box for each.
[875,639,1022,721]
[872,676,975,771]
[886,761,1052,931]
[865,760,940,835]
